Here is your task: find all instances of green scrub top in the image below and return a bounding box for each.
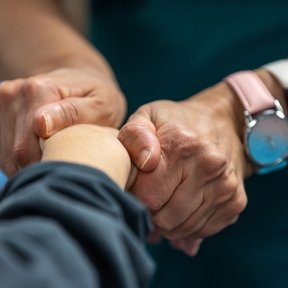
[90,1,288,287]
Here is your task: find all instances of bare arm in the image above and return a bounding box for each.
[0,0,112,79]
[41,124,132,189]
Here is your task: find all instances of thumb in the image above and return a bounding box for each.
[33,97,110,138]
[118,114,161,172]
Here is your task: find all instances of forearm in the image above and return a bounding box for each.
[41,124,131,189]
[0,0,114,80]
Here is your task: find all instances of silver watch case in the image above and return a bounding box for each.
[244,100,288,172]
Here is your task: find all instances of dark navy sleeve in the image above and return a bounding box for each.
[0,162,155,288]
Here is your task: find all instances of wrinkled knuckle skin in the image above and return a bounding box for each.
[229,216,239,226]
[231,193,248,216]
[91,96,114,125]
[153,215,175,234]
[137,192,166,212]
[59,102,80,126]
[93,87,126,127]
[173,129,201,158]
[0,81,17,104]
[217,170,239,203]
[22,77,57,102]
[201,150,228,182]
[119,124,149,145]
[22,78,45,99]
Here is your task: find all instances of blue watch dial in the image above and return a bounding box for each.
[247,113,288,166]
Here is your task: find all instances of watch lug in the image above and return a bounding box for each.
[274,100,285,119]
[244,110,255,127]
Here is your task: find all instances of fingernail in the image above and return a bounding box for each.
[43,112,54,136]
[125,164,138,190]
[138,149,151,169]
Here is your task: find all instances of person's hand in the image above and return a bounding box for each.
[119,82,251,255]
[0,67,126,176]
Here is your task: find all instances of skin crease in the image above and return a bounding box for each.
[0,0,287,256]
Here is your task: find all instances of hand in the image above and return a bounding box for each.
[119,82,251,255]
[0,67,126,176]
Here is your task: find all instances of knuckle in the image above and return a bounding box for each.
[92,87,125,127]
[22,78,44,97]
[144,195,166,211]
[135,188,167,211]
[231,193,248,215]
[216,169,239,203]
[200,149,228,182]
[92,97,114,122]
[153,215,175,234]
[229,216,239,226]
[0,80,19,104]
[175,131,201,157]
[22,77,57,101]
[58,101,80,126]
[162,124,201,156]
[225,192,247,218]
[119,123,149,144]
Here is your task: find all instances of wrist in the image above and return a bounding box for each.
[41,125,131,189]
[224,70,288,175]
[186,81,245,140]
[254,68,287,113]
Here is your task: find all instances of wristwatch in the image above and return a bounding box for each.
[225,71,288,174]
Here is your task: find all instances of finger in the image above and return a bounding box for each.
[118,113,161,171]
[0,81,20,175]
[0,108,17,176]
[192,183,246,239]
[173,182,245,242]
[151,174,206,233]
[130,155,177,211]
[171,238,203,256]
[34,96,119,138]
[156,165,240,240]
[153,159,234,238]
[125,163,138,190]
[13,109,42,170]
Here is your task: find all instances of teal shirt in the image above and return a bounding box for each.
[90,1,288,287]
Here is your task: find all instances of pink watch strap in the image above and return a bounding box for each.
[225,71,275,115]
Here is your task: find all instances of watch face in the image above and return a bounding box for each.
[247,112,288,166]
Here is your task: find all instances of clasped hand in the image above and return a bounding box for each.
[0,71,250,256]
[119,82,250,255]
[0,67,126,176]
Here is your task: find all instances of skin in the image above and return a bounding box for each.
[118,70,287,255]
[0,0,286,256]
[0,0,126,176]
[41,124,131,190]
